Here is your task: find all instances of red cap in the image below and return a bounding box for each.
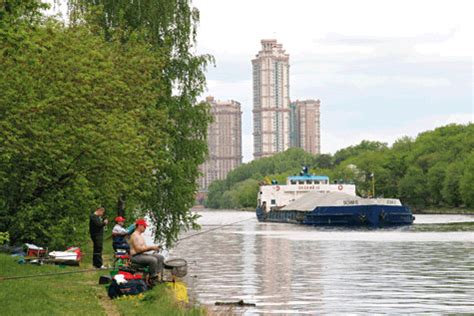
[115,216,125,223]
[135,218,148,227]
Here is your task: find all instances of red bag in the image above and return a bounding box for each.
[118,271,142,280]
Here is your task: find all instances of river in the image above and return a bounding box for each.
[166,210,474,315]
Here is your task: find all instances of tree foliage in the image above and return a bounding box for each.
[0,0,212,247]
[206,148,318,209]
[207,124,474,210]
[459,152,474,208]
[67,0,214,245]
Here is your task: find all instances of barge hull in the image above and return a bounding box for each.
[257,205,414,227]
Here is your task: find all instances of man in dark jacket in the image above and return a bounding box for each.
[89,207,108,268]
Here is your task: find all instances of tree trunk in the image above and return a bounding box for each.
[117,195,125,217]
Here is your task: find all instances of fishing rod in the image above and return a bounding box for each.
[0,216,255,281]
[0,267,112,281]
[177,216,255,242]
[6,217,255,260]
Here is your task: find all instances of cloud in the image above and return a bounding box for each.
[321,113,473,154]
[203,42,472,162]
[241,133,254,163]
[317,31,457,46]
[194,0,473,162]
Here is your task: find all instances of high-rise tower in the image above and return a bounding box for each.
[290,99,321,155]
[252,39,290,159]
[198,96,242,191]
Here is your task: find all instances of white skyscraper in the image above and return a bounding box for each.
[252,39,290,159]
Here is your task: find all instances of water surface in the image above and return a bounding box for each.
[168,210,474,315]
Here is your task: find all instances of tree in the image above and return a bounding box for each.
[68,0,214,245]
[426,162,448,206]
[206,148,318,209]
[398,166,429,209]
[233,179,260,208]
[205,180,226,209]
[0,14,167,246]
[314,154,333,169]
[442,162,464,207]
[0,0,212,247]
[206,124,473,211]
[333,140,387,166]
[460,153,474,207]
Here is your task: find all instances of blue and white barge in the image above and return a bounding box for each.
[256,172,414,227]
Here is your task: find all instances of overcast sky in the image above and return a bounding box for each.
[192,0,473,162]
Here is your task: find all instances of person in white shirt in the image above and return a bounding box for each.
[112,216,130,251]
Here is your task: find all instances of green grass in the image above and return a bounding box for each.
[0,253,106,316]
[413,207,474,214]
[113,284,204,316]
[0,238,205,316]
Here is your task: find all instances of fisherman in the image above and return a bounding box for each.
[89,207,108,269]
[129,218,164,286]
[112,216,130,251]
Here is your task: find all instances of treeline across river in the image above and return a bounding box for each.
[206,123,474,211]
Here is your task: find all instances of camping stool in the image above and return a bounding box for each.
[129,263,150,274]
[129,263,156,284]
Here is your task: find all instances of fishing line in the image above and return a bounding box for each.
[177,216,255,242]
[0,267,111,281]
[1,216,255,281]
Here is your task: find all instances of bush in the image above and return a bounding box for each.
[0,232,9,245]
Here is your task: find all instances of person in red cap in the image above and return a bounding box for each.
[112,216,130,251]
[129,218,164,286]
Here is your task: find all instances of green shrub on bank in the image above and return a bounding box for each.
[0,232,9,245]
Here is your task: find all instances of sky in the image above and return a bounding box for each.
[192,0,473,162]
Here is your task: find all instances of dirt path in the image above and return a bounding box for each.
[83,280,121,316]
[97,292,120,316]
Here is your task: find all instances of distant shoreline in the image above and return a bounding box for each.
[413,208,474,215]
[193,206,474,215]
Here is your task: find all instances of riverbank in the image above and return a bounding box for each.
[196,207,474,215]
[411,221,474,232]
[0,243,204,315]
[413,207,474,215]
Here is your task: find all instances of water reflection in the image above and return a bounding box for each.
[169,211,474,315]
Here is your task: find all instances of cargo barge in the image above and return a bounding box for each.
[256,170,414,227]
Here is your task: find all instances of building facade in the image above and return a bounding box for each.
[198,96,242,191]
[290,99,321,155]
[252,39,290,159]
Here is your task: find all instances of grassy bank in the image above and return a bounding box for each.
[0,241,204,316]
[411,221,474,232]
[413,207,474,215]
[113,284,202,316]
[0,253,105,315]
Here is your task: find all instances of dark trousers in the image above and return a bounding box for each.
[113,242,130,251]
[131,253,164,278]
[91,235,103,268]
